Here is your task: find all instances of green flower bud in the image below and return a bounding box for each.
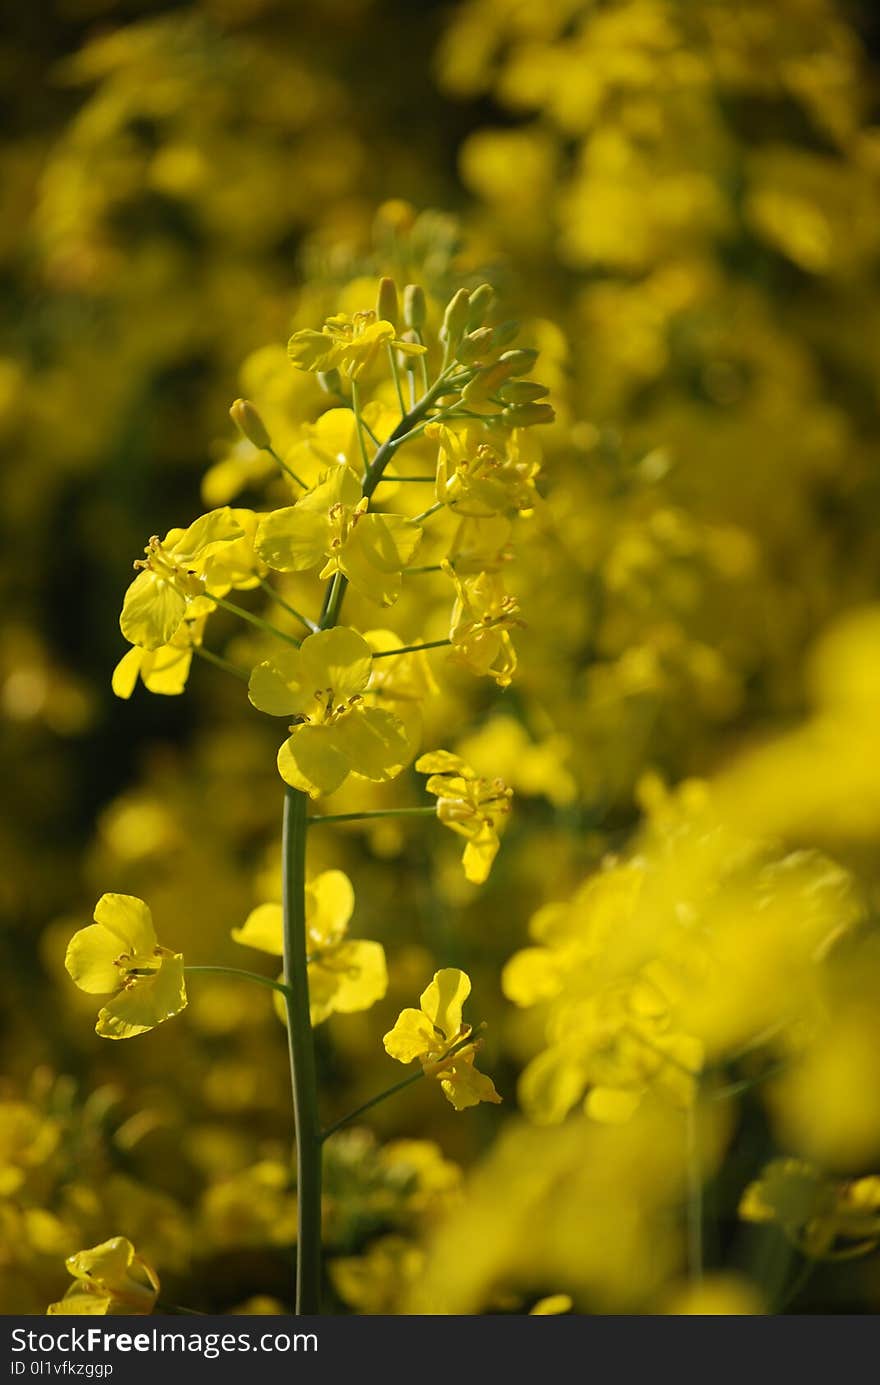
[229,398,271,451]
[498,381,550,404]
[503,401,555,427]
[498,348,539,376]
[403,284,427,330]
[440,288,471,347]
[467,283,495,330]
[377,276,399,328]
[457,327,495,365]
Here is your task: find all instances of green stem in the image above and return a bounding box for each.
[194,646,249,681]
[321,1069,425,1142]
[412,501,444,524]
[387,342,408,417]
[319,570,348,630]
[267,444,308,490]
[685,1105,703,1285]
[282,787,322,1314]
[361,370,456,503]
[185,965,293,999]
[350,380,371,473]
[257,576,319,633]
[308,805,437,826]
[372,638,451,659]
[206,592,301,649]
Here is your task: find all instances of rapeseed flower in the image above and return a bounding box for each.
[65,894,186,1040]
[288,310,426,380]
[46,1237,159,1315]
[120,508,244,650]
[416,750,512,883]
[249,627,410,797]
[383,968,501,1110]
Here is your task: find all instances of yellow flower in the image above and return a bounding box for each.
[416,750,512,883]
[447,564,522,687]
[65,894,186,1040]
[530,1294,573,1315]
[288,309,426,380]
[46,1237,159,1315]
[249,626,410,798]
[739,1159,880,1260]
[119,508,243,650]
[231,869,387,1025]
[383,967,501,1111]
[429,422,541,516]
[331,1235,425,1314]
[111,613,206,699]
[255,464,422,606]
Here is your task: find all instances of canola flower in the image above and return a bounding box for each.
[63,268,551,1315]
[65,895,186,1040]
[383,969,501,1111]
[47,1237,159,1316]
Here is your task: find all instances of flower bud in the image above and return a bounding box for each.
[467,283,495,330]
[457,327,495,365]
[440,288,471,348]
[229,398,271,451]
[503,401,555,427]
[498,380,550,404]
[377,276,399,328]
[498,347,539,376]
[491,320,520,350]
[403,283,427,331]
[397,329,421,373]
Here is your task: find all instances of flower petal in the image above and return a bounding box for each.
[333,706,410,782]
[96,953,187,1039]
[248,650,309,717]
[420,968,471,1039]
[93,894,157,953]
[440,1054,502,1110]
[65,924,125,995]
[255,505,327,573]
[298,627,372,702]
[111,647,143,700]
[120,571,186,651]
[277,725,350,798]
[232,903,284,956]
[306,870,355,949]
[309,940,387,1025]
[383,1007,437,1063]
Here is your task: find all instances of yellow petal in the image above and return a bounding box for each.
[277,725,350,798]
[518,1046,587,1125]
[383,1008,437,1064]
[139,644,192,696]
[440,1053,502,1110]
[255,505,327,573]
[586,1087,643,1124]
[530,1295,573,1315]
[96,952,187,1039]
[502,947,564,1007]
[170,508,243,564]
[120,570,186,651]
[249,650,308,717]
[462,827,500,884]
[334,705,410,782]
[420,968,470,1039]
[232,903,284,956]
[306,870,355,948]
[299,627,372,702]
[416,749,467,775]
[65,924,125,995]
[111,647,143,700]
[309,940,387,1025]
[93,894,157,954]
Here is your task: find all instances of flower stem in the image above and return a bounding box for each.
[257,576,319,633]
[387,342,408,417]
[282,786,322,1314]
[372,638,451,659]
[412,501,444,524]
[308,805,437,826]
[685,1105,703,1285]
[194,646,249,681]
[320,1070,425,1142]
[266,444,308,490]
[206,592,301,649]
[185,965,293,999]
[350,380,371,473]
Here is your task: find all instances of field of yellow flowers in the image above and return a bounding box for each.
[4,0,880,1317]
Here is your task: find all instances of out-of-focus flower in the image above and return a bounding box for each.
[288,310,426,380]
[46,1237,158,1315]
[740,1159,880,1259]
[232,870,387,1025]
[65,895,186,1040]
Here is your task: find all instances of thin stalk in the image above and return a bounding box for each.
[387,342,408,417]
[257,576,319,633]
[282,787,322,1314]
[373,475,434,483]
[308,805,437,826]
[685,1105,703,1285]
[266,444,308,490]
[412,501,444,524]
[194,646,249,681]
[319,570,348,630]
[320,1032,476,1142]
[185,965,293,1000]
[372,638,451,659]
[206,592,301,649]
[350,380,371,473]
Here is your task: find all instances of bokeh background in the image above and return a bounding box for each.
[4,0,880,1315]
